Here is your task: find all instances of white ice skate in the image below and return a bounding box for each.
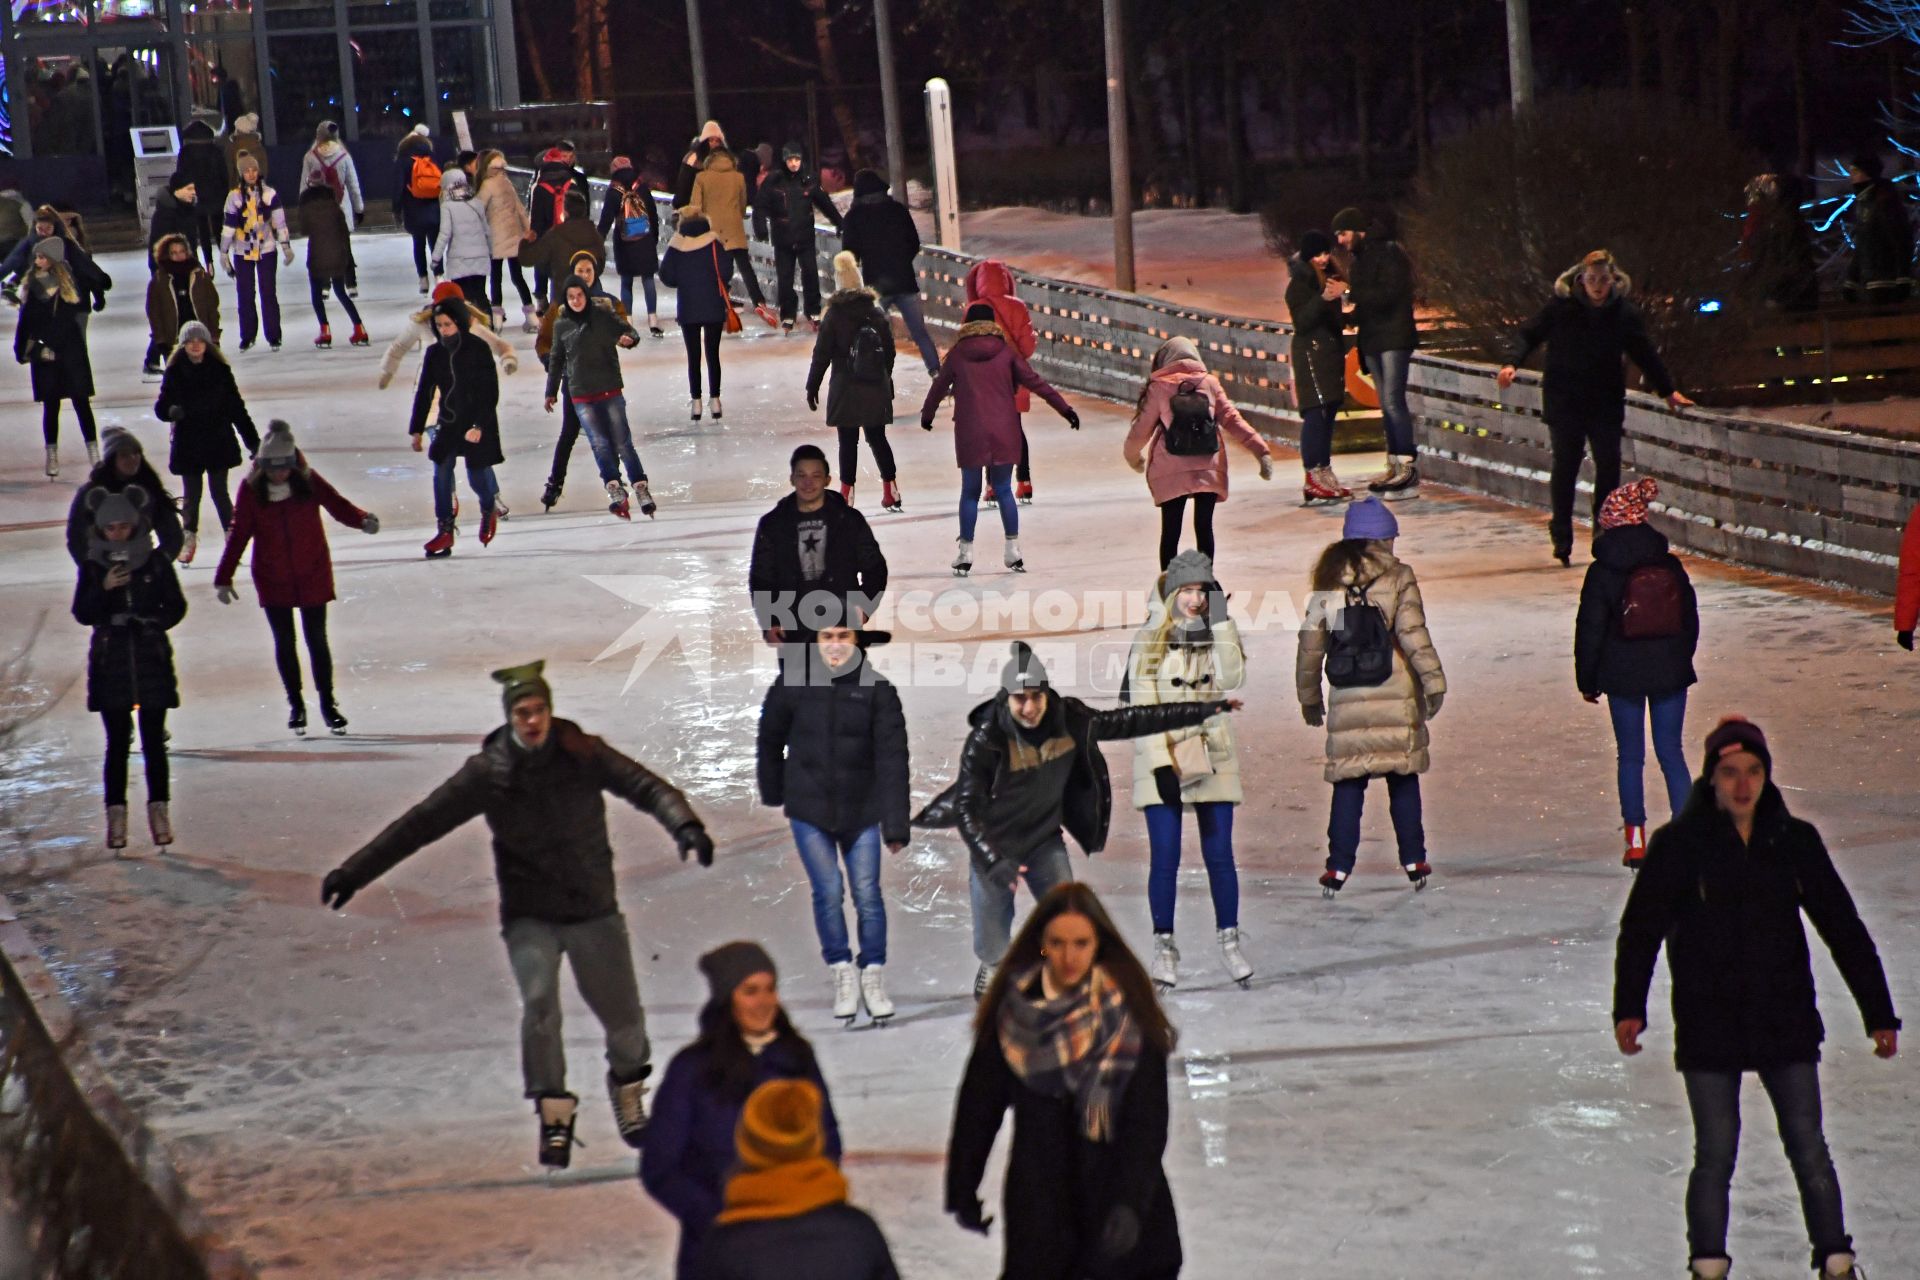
[1150,933,1179,991]
[44,445,58,478]
[147,801,173,848]
[952,538,973,578]
[1823,1253,1864,1278]
[831,961,859,1023]
[1004,537,1025,573]
[607,1072,648,1149]
[105,804,127,851]
[860,965,894,1024]
[1218,926,1253,987]
[521,304,540,335]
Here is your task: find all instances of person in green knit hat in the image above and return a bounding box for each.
[322,660,716,1169]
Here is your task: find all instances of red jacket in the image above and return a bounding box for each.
[965,260,1036,411]
[214,463,368,608]
[1898,501,1920,633]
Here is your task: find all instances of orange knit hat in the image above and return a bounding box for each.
[734,1079,825,1171]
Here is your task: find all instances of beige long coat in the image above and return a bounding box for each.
[1127,611,1247,806]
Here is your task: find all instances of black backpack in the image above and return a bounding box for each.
[1162,380,1219,457]
[849,320,890,384]
[1324,579,1395,689]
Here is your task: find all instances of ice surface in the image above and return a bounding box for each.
[0,235,1916,1278]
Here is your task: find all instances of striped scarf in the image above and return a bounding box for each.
[996,964,1142,1141]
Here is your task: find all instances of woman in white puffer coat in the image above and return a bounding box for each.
[431,169,495,312]
[1295,496,1446,897]
[1126,549,1254,990]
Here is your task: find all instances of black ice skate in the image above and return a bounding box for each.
[536,1093,580,1169]
[288,700,308,736]
[541,478,563,512]
[1404,861,1431,891]
[1319,869,1347,899]
[320,697,348,736]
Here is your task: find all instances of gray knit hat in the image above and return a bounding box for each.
[32,236,64,264]
[999,641,1051,693]
[1162,549,1216,597]
[256,420,299,467]
[177,320,214,348]
[100,426,143,459]
[699,940,777,1004]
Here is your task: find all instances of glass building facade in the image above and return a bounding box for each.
[1,0,519,158]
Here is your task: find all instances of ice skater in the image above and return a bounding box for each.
[143,231,220,375]
[1613,717,1899,1280]
[915,642,1235,997]
[688,140,776,328]
[1332,206,1421,500]
[431,169,494,309]
[211,423,378,736]
[154,320,257,566]
[1125,551,1254,990]
[963,260,1037,503]
[747,444,889,653]
[64,428,184,566]
[806,252,901,511]
[642,942,839,1279]
[1295,497,1447,895]
[840,168,941,376]
[597,155,663,335]
[17,236,102,477]
[392,124,442,296]
[73,483,185,851]
[754,142,844,331]
[324,662,714,1168]
[946,883,1182,1279]
[756,617,907,1025]
[543,273,653,520]
[379,281,516,390]
[1286,229,1355,504]
[297,174,365,349]
[220,154,292,352]
[535,251,622,510]
[658,213,735,421]
[1122,336,1273,570]
[1575,478,1700,868]
[921,303,1078,577]
[409,297,505,557]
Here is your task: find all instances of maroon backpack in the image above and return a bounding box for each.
[1618,562,1686,640]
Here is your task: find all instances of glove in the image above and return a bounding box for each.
[91,293,107,313]
[921,415,934,432]
[1258,454,1274,481]
[361,514,380,535]
[377,371,393,390]
[1900,630,1915,652]
[502,355,519,375]
[1301,703,1325,728]
[676,824,715,867]
[1099,1205,1140,1259]
[1424,691,1444,719]
[280,242,294,266]
[1064,409,1081,431]
[1153,765,1181,808]
[950,1197,993,1236]
[984,856,1020,890]
[167,405,185,422]
[320,869,356,910]
[220,254,234,277]
[806,389,819,412]
[432,261,444,278]
[215,583,238,605]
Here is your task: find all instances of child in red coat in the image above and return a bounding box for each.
[964,260,1039,503]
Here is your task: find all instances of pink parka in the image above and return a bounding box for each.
[1122,356,1271,505]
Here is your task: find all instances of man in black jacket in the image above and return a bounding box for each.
[323,662,715,1170]
[748,444,889,654]
[921,642,1239,995]
[1614,717,1898,1280]
[840,169,940,376]
[1333,206,1420,500]
[754,143,845,331]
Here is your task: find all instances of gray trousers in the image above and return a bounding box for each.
[503,912,650,1098]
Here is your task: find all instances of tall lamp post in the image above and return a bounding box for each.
[874,0,908,200]
[1103,0,1135,292]
[687,0,711,126]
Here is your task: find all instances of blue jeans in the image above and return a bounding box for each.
[1144,801,1239,931]
[619,273,657,317]
[959,464,1018,541]
[1364,348,1415,457]
[969,836,1072,965]
[1327,772,1425,874]
[1607,689,1691,826]
[789,820,887,967]
[880,291,941,374]
[572,396,648,486]
[1683,1064,1851,1271]
[431,441,499,523]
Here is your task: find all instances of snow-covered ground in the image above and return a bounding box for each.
[1,235,1916,1278]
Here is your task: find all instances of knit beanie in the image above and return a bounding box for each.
[964,302,997,324]
[491,660,553,717]
[237,152,261,176]
[315,120,339,144]
[999,641,1051,693]
[235,112,259,134]
[410,123,429,138]
[1331,206,1368,234]
[568,249,599,276]
[1161,549,1216,598]
[431,280,465,305]
[88,486,144,531]
[100,425,143,459]
[1342,495,1400,541]
[1701,716,1771,778]
[33,236,64,264]
[170,170,196,195]
[439,168,468,196]
[256,420,299,467]
[699,940,777,1005]
[84,485,153,569]
[177,320,214,348]
[781,141,804,163]
[832,250,863,292]
[1598,478,1658,530]
[734,1079,825,1171]
[1297,230,1332,259]
[1152,336,1201,370]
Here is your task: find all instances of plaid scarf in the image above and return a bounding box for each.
[996,964,1143,1141]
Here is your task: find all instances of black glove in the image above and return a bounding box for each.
[91,293,107,313]
[676,824,715,867]
[167,405,185,422]
[1064,409,1081,430]
[1900,630,1915,652]
[921,415,935,431]
[1099,1205,1140,1258]
[321,869,356,910]
[1153,765,1181,808]
[950,1197,993,1236]
[806,389,819,412]
[983,856,1019,890]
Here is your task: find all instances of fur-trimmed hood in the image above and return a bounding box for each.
[824,285,880,312]
[151,233,197,268]
[955,318,1005,343]
[1554,260,1634,300]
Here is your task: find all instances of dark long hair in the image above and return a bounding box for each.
[974,882,1176,1056]
[690,995,820,1104]
[86,455,178,512]
[1311,538,1379,593]
[243,459,315,502]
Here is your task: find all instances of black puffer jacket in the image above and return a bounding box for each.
[1509,270,1676,429]
[1345,234,1417,356]
[155,354,258,475]
[597,170,660,279]
[1614,782,1900,1073]
[408,328,503,465]
[65,460,184,566]
[71,551,186,713]
[1574,522,1698,699]
[839,173,921,298]
[806,287,895,428]
[757,654,909,844]
[753,154,843,249]
[747,491,889,634]
[1284,253,1346,412]
[336,719,705,925]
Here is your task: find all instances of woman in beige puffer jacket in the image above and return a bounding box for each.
[1295,497,1446,895]
[475,149,535,329]
[1126,549,1254,989]
[687,147,773,320]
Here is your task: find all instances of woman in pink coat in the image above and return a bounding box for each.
[1123,337,1273,569]
[921,303,1077,577]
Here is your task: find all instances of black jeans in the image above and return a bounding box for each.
[491,256,532,309]
[102,705,169,805]
[454,275,490,311]
[180,467,232,535]
[1157,492,1218,569]
[547,397,582,487]
[1547,415,1623,555]
[682,322,723,397]
[836,423,897,483]
[1300,403,1338,470]
[265,604,333,702]
[728,247,766,306]
[42,398,97,446]
[409,229,434,280]
[772,241,821,321]
[1683,1063,1851,1271]
[309,276,361,329]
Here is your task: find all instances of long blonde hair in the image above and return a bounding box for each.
[476,148,507,183]
[1132,571,1183,688]
[32,257,78,305]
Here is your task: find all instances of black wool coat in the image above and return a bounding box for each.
[1284,254,1346,412]
[15,284,94,402]
[598,173,660,279]
[806,288,895,428]
[1613,782,1901,1073]
[757,657,910,844]
[1573,523,1699,700]
[746,491,889,633]
[947,1024,1180,1280]
[156,355,258,475]
[840,185,921,298]
[754,167,844,249]
[1509,290,1676,430]
[71,552,186,713]
[408,330,503,465]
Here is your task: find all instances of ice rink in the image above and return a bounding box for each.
[1,234,1915,1278]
